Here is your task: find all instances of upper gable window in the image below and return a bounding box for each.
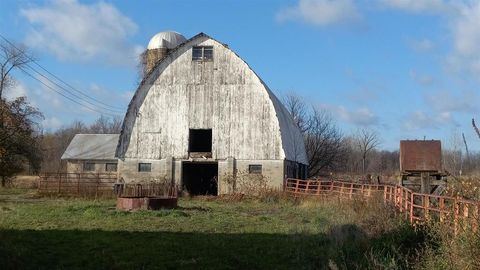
[192,46,213,61]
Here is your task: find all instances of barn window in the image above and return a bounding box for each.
[192,46,213,61]
[105,163,117,172]
[249,165,262,174]
[189,129,212,153]
[138,163,151,172]
[83,162,95,172]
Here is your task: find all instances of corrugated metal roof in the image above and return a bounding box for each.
[61,134,119,160]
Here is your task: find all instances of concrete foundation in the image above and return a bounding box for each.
[117,157,293,194]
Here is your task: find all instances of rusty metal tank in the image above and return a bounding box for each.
[400,140,442,173]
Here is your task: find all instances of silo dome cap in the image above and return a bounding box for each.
[147,31,187,50]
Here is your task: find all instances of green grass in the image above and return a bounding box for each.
[0,189,424,269]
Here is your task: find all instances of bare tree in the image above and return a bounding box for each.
[283,93,345,177]
[0,41,32,99]
[283,93,310,133]
[90,115,122,134]
[473,118,480,140]
[354,128,381,174]
[0,40,42,186]
[40,116,123,172]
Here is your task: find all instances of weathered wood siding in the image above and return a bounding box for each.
[117,34,307,164]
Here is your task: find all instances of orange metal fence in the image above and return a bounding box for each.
[285,178,480,233]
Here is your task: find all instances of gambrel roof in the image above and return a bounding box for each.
[116,33,307,164]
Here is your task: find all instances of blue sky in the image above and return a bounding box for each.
[1,0,480,151]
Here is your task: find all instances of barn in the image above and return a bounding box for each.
[61,134,119,173]
[64,31,308,195]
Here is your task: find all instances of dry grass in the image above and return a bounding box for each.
[446,175,480,200]
[5,175,39,189]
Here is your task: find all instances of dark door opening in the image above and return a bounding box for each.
[189,129,212,152]
[182,162,218,196]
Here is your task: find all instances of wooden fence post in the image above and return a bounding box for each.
[306,181,310,194]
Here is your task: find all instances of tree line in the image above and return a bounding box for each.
[40,116,122,172]
[1,39,479,186]
[282,93,480,178]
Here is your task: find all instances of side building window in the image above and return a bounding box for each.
[249,165,262,174]
[192,46,213,61]
[83,162,95,172]
[138,163,152,172]
[105,163,118,172]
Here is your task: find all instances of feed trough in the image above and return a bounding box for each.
[114,183,178,210]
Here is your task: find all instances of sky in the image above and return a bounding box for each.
[0,0,480,151]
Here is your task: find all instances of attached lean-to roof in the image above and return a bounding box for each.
[61,134,120,160]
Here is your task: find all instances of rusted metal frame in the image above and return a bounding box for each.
[410,192,415,223]
[454,198,459,236]
[473,203,479,232]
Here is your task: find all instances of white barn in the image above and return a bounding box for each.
[64,31,308,195]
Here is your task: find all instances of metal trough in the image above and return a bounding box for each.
[116,196,177,210]
[114,183,178,210]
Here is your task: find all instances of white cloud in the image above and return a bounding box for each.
[402,110,457,131]
[322,104,379,126]
[378,0,448,14]
[34,74,63,108]
[21,0,140,66]
[276,0,362,26]
[426,89,478,114]
[4,81,28,101]
[380,1,480,76]
[410,38,434,52]
[410,70,434,86]
[42,117,62,130]
[447,2,480,75]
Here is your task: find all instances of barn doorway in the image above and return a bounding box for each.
[182,162,218,196]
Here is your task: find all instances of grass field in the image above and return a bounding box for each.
[0,189,424,269]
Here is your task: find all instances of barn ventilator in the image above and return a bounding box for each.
[114,183,178,210]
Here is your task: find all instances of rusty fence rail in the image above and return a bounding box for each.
[39,173,117,195]
[285,178,480,233]
[115,183,178,198]
[38,173,178,198]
